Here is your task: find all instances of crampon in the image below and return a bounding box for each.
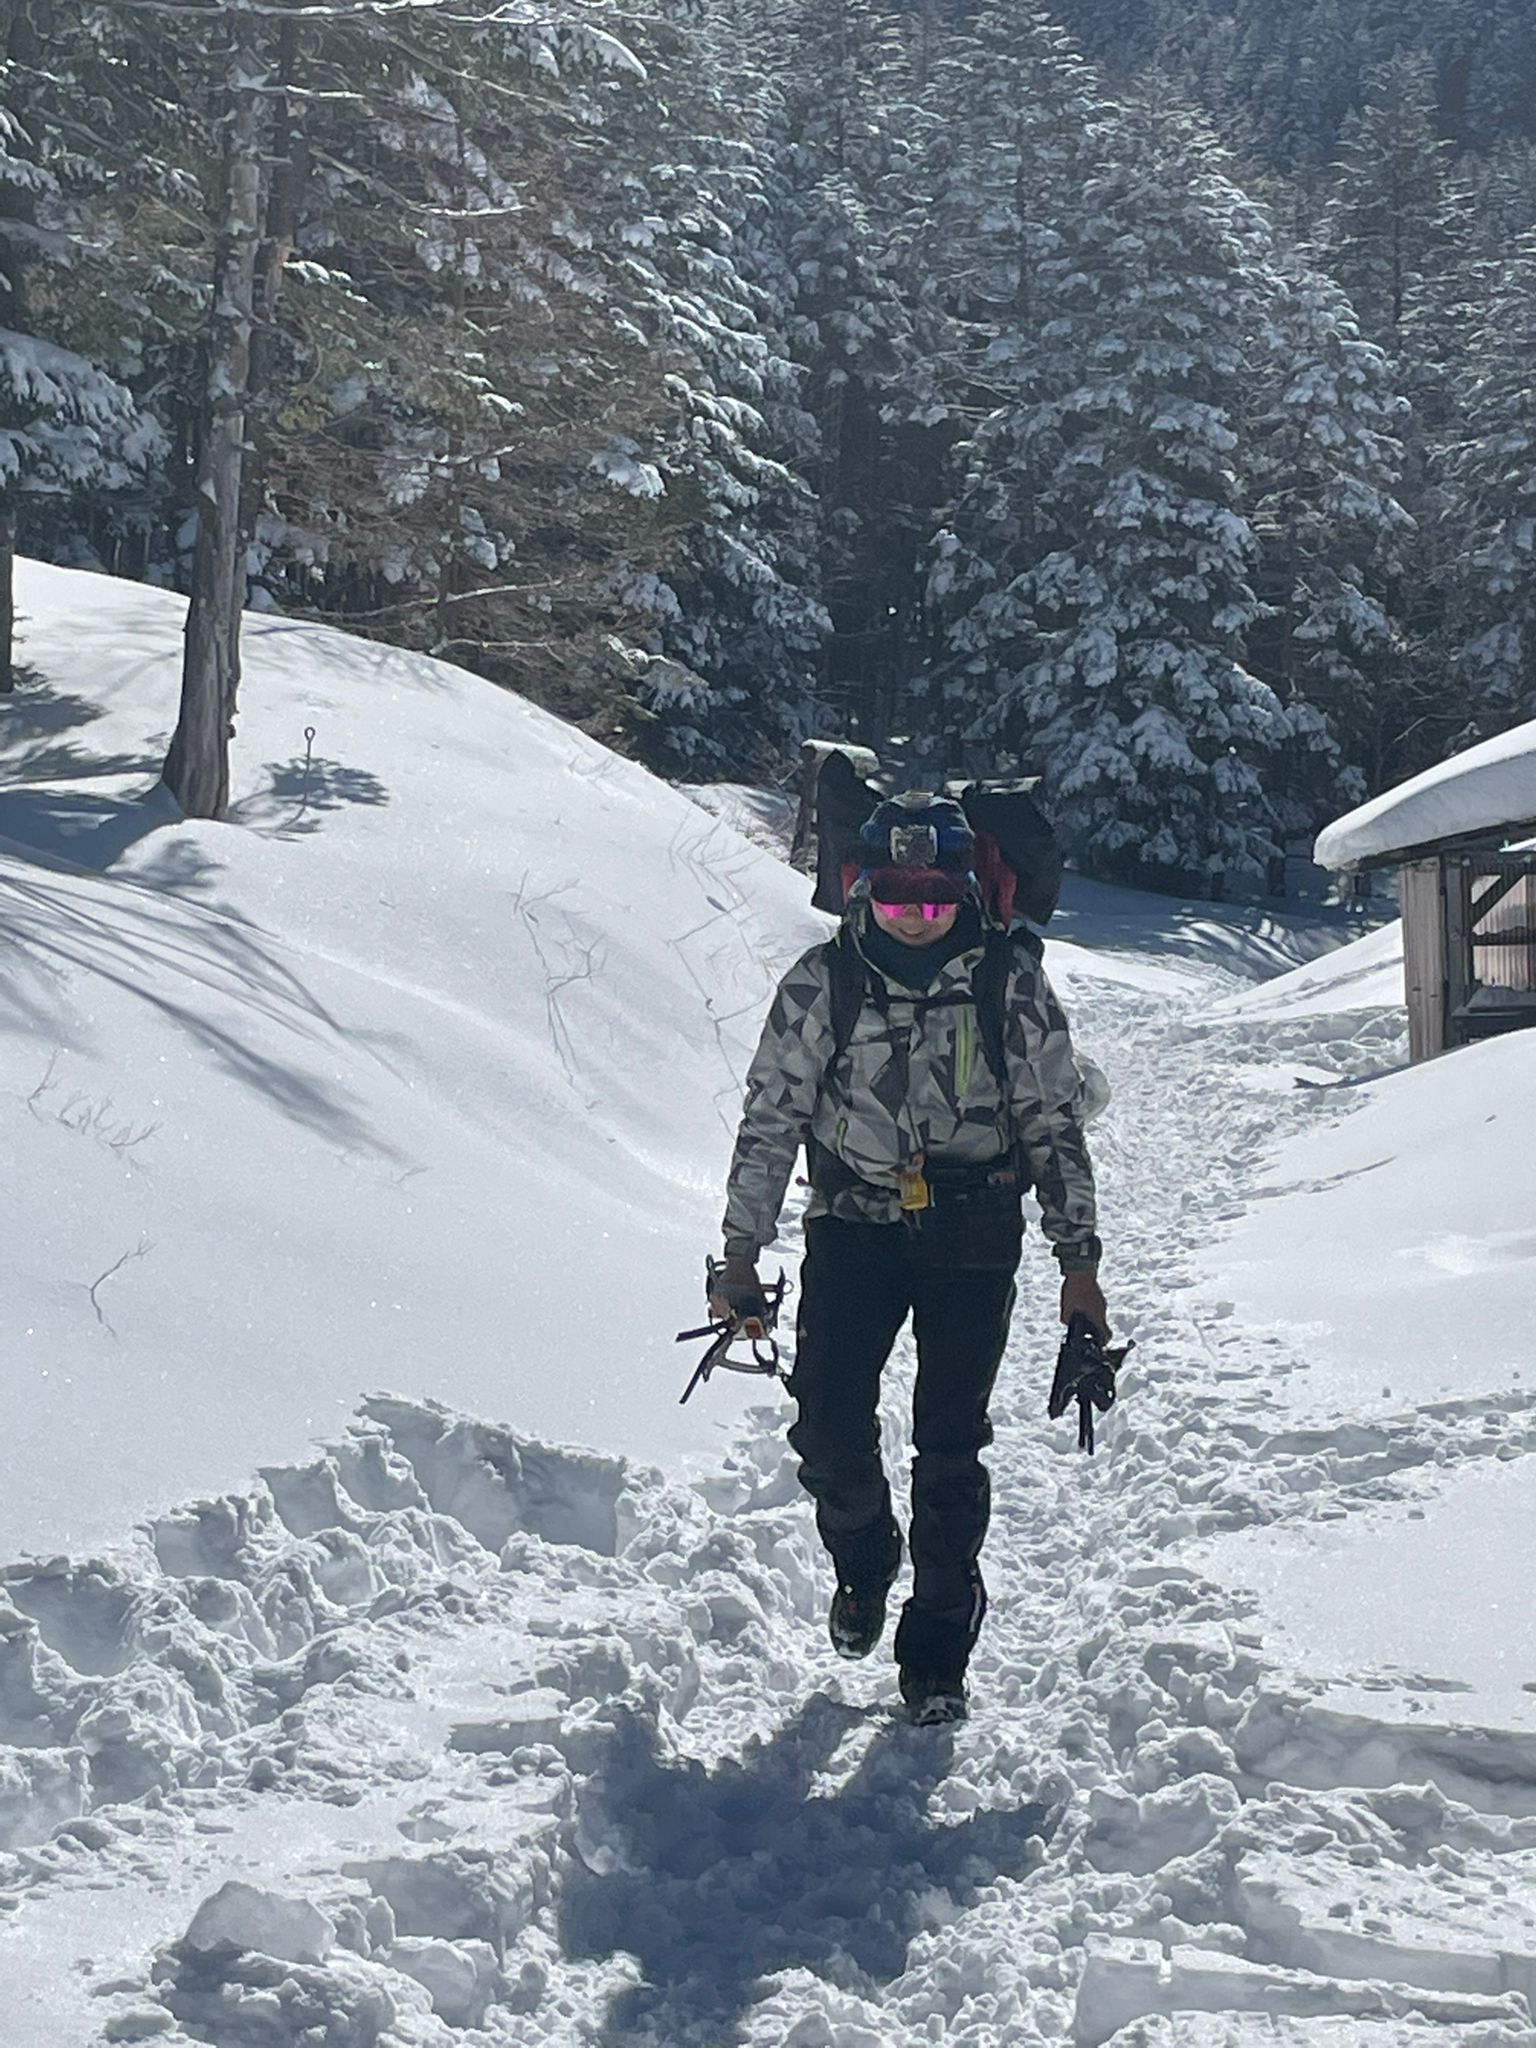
[676,1259,789,1406]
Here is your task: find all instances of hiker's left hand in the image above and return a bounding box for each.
[1060,1271,1109,1340]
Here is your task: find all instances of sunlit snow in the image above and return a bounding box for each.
[4,562,1536,2048]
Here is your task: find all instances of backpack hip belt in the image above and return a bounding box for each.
[806,1138,1025,1219]
[920,1149,1026,1218]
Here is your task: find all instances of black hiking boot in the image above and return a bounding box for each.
[894,1594,977,1725]
[828,1533,903,1660]
[899,1667,969,1726]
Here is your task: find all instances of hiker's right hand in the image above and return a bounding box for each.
[1060,1270,1110,1340]
[709,1256,769,1338]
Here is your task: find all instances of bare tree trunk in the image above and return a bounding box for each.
[0,501,16,692]
[162,15,269,819]
[434,100,470,655]
[2,3,36,694]
[239,12,308,565]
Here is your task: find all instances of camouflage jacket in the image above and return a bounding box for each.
[722,926,1101,1271]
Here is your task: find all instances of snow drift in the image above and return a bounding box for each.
[1,560,827,1556]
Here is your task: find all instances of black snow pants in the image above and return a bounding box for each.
[787,1208,1021,1679]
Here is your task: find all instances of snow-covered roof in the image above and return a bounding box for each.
[1315,714,1536,871]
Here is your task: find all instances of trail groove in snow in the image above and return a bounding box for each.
[4,961,1536,2047]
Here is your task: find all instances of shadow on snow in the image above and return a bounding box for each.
[560,1695,1060,2046]
[228,755,391,840]
[0,851,407,1160]
[1,663,406,1155]
[1051,872,1383,982]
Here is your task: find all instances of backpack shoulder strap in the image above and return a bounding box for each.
[972,925,1044,1102]
[821,923,894,1070]
[971,928,1013,1100]
[825,927,865,1069]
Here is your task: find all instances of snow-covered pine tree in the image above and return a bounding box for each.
[1053,0,1536,167]
[1316,54,1488,781]
[583,2,829,775]
[744,0,930,754]
[1446,226,1536,727]
[1038,0,1164,74]
[1031,9,1533,805]
[1464,141,1536,245]
[3,0,220,587]
[1317,54,1464,352]
[0,8,163,690]
[1426,0,1536,152]
[236,4,676,737]
[936,103,1293,893]
[912,2,1110,774]
[1244,260,1413,817]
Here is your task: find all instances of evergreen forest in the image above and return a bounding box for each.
[3,0,1534,893]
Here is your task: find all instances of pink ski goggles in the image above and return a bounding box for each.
[872,899,955,920]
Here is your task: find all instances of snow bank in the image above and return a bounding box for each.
[1206,919,1404,1023]
[1193,1027,1536,1422]
[1,561,830,1555]
[1315,714,1536,870]
[1194,1457,1536,1735]
[1188,1020,1536,1742]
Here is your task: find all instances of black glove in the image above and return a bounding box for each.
[707,1256,771,1331]
[1048,1312,1131,1454]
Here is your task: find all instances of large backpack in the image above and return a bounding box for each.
[809,749,1063,927]
[805,748,1065,1099]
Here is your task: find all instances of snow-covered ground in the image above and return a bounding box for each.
[1204,920,1404,1026]
[2,562,831,1559]
[4,561,1536,2048]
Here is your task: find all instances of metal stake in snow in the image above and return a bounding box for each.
[295,725,317,818]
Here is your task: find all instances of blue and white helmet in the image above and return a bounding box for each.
[855,792,976,903]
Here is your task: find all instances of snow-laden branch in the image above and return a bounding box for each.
[0,331,164,490]
[100,0,648,81]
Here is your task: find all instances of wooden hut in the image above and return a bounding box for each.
[1315,720,1536,1062]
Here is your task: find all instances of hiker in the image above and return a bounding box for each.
[712,789,1107,1723]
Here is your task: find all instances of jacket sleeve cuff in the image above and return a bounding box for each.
[1054,1238,1102,1274]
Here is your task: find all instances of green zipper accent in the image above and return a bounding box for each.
[956,1005,975,1096]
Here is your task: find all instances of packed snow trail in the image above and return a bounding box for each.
[3,954,1536,2046]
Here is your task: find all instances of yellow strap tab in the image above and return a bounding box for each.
[898,1154,930,1212]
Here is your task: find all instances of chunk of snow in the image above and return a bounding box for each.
[182,1881,333,1965]
[384,1936,498,2026]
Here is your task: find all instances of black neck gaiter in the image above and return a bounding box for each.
[856,902,983,990]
